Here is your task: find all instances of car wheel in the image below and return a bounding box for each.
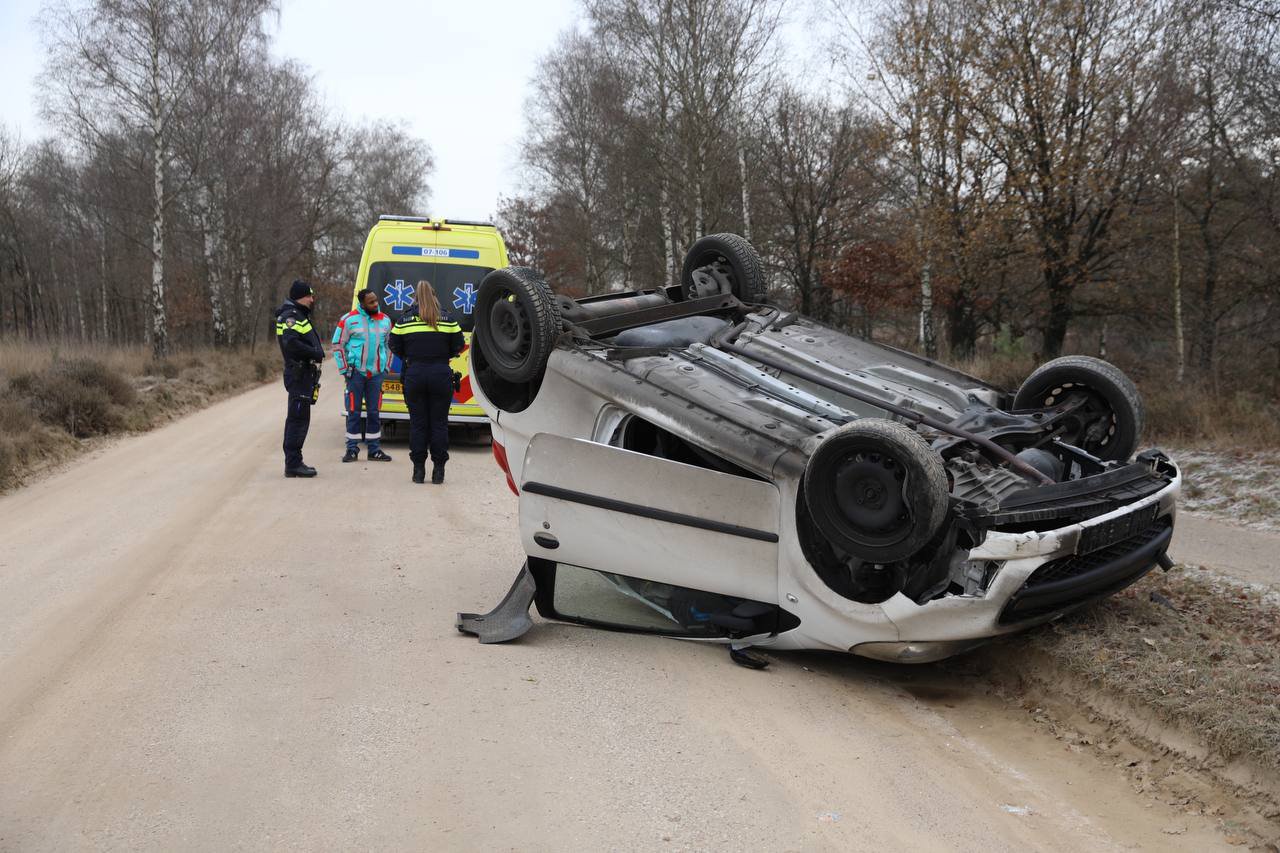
[803,419,949,564]
[1013,355,1144,462]
[473,267,561,384]
[680,233,768,303]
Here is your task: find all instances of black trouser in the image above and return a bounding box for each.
[283,368,315,468]
[403,361,452,465]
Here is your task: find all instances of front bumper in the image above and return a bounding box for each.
[997,516,1171,624]
[848,464,1181,658]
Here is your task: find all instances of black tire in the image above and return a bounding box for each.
[473,267,561,384]
[1013,355,1144,462]
[680,233,768,303]
[803,419,949,564]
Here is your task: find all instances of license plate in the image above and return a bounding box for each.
[1078,503,1159,554]
[383,381,403,394]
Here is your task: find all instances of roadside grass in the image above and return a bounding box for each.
[0,340,154,377]
[1010,565,1280,776]
[1143,387,1280,449]
[0,341,276,491]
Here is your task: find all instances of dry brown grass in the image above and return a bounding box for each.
[0,341,154,379]
[950,352,1038,392]
[1012,566,1280,774]
[1143,386,1280,448]
[0,342,276,491]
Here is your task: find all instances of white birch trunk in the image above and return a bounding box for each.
[74,277,86,341]
[1172,180,1185,383]
[694,172,705,238]
[198,186,227,345]
[913,141,936,358]
[739,144,752,243]
[914,210,936,358]
[149,53,168,359]
[619,175,632,291]
[661,182,676,282]
[98,223,109,341]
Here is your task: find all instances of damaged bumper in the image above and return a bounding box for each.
[848,464,1181,660]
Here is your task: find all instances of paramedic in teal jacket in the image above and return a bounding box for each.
[333,288,394,462]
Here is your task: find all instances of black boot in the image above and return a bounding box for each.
[431,461,445,484]
[285,463,317,478]
[412,460,426,484]
[342,447,359,463]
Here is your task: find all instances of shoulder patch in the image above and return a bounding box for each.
[285,317,296,328]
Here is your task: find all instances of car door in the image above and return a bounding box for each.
[518,433,785,637]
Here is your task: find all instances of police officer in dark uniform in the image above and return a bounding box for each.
[276,279,325,478]
[388,281,464,484]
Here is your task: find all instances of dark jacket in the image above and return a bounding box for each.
[389,313,465,366]
[276,299,324,395]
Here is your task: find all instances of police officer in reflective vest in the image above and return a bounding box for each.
[388,282,464,484]
[333,288,394,463]
[276,280,325,478]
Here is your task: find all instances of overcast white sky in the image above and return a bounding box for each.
[0,0,836,220]
[0,0,583,220]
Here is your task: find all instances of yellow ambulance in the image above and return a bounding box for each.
[348,215,509,427]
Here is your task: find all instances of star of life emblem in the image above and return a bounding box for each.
[384,279,415,312]
[453,283,477,314]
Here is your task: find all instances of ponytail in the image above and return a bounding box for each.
[415,281,441,327]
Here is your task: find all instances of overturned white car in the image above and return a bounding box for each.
[457,234,1180,666]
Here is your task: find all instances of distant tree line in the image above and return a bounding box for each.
[500,0,1280,393]
[0,0,433,356]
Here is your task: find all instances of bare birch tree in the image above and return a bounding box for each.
[40,0,274,357]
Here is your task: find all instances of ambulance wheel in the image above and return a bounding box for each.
[680,233,768,303]
[474,267,561,384]
[803,419,948,564]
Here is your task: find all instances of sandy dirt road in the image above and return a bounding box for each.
[0,376,1262,851]
[1170,514,1280,591]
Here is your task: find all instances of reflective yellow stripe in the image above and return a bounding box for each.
[393,322,459,335]
[292,321,313,334]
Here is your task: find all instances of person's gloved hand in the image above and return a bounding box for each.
[452,371,462,392]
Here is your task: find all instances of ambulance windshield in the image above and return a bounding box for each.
[367,262,490,331]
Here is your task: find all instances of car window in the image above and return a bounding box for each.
[367,261,490,331]
[551,564,778,637]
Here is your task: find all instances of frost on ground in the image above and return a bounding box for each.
[1166,446,1280,532]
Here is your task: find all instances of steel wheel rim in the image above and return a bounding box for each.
[488,293,532,364]
[829,450,911,548]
